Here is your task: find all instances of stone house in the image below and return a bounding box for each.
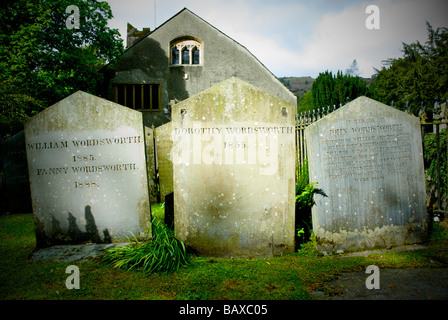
[101,8,296,128]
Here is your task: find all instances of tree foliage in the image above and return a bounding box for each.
[297,91,313,114]
[424,130,447,212]
[311,70,367,110]
[345,59,360,77]
[367,22,448,114]
[0,0,124,140]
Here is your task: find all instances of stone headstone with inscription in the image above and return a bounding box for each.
[24,91,151,248]
[172,77,296,258]
[305,96,428,254]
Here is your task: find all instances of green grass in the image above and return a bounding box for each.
[1,211,448,300]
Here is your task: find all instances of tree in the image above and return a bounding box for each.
[311,70,367,110]
[0,0,124,140]
[367,22,448,114]
[0,80,45,141]
[311,71,335,110]
[297,91,313,114]
[345,59,360,77]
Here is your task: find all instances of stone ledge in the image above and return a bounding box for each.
[335,244,427,258]
[31,243,128,262]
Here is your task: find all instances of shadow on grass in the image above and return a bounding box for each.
[1,213,447,300]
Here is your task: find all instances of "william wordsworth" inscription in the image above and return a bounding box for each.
[27,135,142,150]
[26,135,142,189]
[24,90,151,247]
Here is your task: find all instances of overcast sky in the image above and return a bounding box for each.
[105,0,448,78]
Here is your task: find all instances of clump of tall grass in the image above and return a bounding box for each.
[102,218,189,275]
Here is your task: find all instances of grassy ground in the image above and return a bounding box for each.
[1,208,448,300]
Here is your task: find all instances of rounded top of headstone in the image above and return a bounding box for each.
[171,77,295,125]
[24,91,143,135]
[307,96,419,129]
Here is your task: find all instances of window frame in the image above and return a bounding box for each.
[170,38,203,66]
[113,83,161,112]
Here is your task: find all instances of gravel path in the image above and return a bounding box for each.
[313,267,448,300]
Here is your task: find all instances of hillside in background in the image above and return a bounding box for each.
[279,76,314,98]
[280,76,373,99]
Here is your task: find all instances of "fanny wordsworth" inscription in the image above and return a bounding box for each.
[26,135,142,189]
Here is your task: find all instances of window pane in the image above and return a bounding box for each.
[116,85,125,106]
[151,85,159,110]
[134,85,142,109]
[192,47,200,65]
[143,85,150,109]
[172,47,179,64]
[125,84,133,108]
[182,48,190,64]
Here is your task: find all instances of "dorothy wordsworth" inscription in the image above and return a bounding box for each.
[172,123,294,175]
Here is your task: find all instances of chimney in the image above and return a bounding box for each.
[126,23,151,48]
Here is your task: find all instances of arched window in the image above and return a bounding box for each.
[181,47,190,65]
[171,47,179,65]
[170,38,202,65]
[192,47,200,65]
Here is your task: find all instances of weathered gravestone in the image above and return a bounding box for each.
[24,91,151,247]
[155,121,173,202]
[144,126,158,203]
[305,96,428,254]
[172,77,296,258]
[0,131,32,214]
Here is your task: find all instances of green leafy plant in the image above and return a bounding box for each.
[295,182,327,211]
[102,217,189,275]
[296,232,320,257]
[295,160,327,249]
[151,202,165,221]
[295,160,327,210]
[296,160,310,197]
[295,182,326,248]
[296,227,306,247]
[297,228,305,237]
[430,222,448,241]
